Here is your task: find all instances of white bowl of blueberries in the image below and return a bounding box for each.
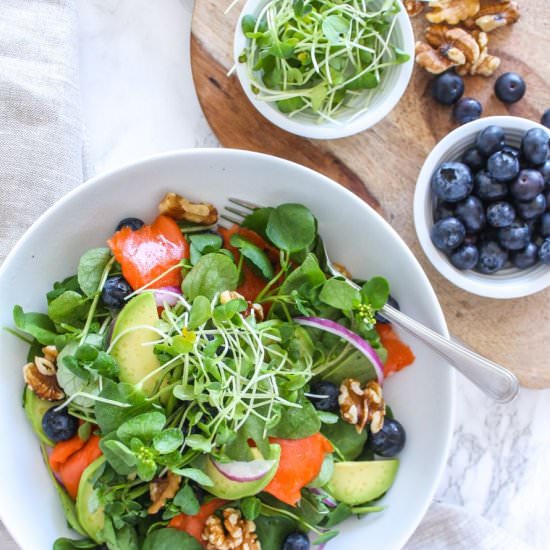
[414,116,550,299]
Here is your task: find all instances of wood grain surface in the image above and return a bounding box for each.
[191,0,550,388]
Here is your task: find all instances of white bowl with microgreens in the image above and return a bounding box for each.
[0,149,454,550]
[233,0,415,139]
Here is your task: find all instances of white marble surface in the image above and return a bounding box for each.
[2,0,550,548]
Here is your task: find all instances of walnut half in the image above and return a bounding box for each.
[202,508,260,550]
[23,346,64,401]
[339,378,385,434]
[426,0,480,25]
[159,192,218,225]
[148,471,181,514]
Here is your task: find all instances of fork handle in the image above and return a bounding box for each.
[380,304,519,403]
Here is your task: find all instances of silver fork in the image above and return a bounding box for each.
[222,198,520,403]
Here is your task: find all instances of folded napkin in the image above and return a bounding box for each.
[0,2,535,550]
[0,0,82,262]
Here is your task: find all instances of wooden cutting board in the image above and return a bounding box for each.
[190,1,550,388]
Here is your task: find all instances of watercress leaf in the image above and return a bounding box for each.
[224,415,270,460]
[173,484,200,515]
[171,467,214,487]
[172,384,195,401]
[241,207,274,241]
[268,399,320,439]
[230,233,274,279]
[48,291,88,324]
[319,278,360,311]
[60,355,91,382]
[254,516,298,550]
[101,439,137,474]
[323,502,352,528]
[361,277,390,309]
[153,428,183,454]
[137,457,157,481]
[319,348,377,386]
[183,434,213,453]
[13,305,57,345]
[266,204,316,253]
[307,453,334,488]
[276,97,306,114]
[117,411,166,443]
[293,0,312,17]
[142,528,202,550]
[279,253,325,296]
[213,298,248,323]
[94,380,150,434]
[182,253,238,301]
[188,295,211,329]
[391,45,410,64]
[188,233,223,254]
[78,422,92,441]
[317,411,339,424]
[241,496,262,520]
[53,538,97,550]
[321,418,367,460]
[268,39,295,59]
[241,14,256,34]
[77,247,111,297]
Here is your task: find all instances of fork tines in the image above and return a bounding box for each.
[220,198,262,226]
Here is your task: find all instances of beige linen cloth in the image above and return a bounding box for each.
[0,1,533,549]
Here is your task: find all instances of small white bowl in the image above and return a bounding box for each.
[233,0,414,140]
[414,116,550,299]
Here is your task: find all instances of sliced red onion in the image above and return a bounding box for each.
[153,286,183,307]
[212,457,276,483]
[308,487,337,508]
[295,317,384,384]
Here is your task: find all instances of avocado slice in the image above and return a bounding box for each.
[24,387,59,446]
[110,293,161,395]
[326,459,398,506]
[76,456,106,543]
[202,444,281,500]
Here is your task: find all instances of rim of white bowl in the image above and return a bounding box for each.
[0,148,455,550]
[414,115,550,299]
[232,0,415,140]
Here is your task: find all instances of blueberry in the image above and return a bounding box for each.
[539,212,550,237]
[494,72,526,104]
[486,202,516,228]
[434,202,455,221]
[455,196,485,233]
[453,97,482,125]
[101,276,132,310]
[308,381,339,412]
[431,72,465,105]
[538,238,550,264]
[512,243,539,269]
[502,145,521,159]
[542,109,550,129]
[510,169,544,201]
[487,150,520,182]
[498,221,531,250]
[522,128,549,165]
[461,147,486,172]
[473,171,508,201]
[538,160,550,185]
[367,418,406,458]
[477,241,508,274]
[375,295,400,324]
[283,533,309,550]
[115,217,145,232]
[42,408,79,442]
[517,193,547,220]
[431,162,473,202]
[476,125,505,156]
[431,217,466,252]
[450,244,479,270]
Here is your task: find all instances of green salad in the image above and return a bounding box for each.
[238,0,410,122]
[13,196,412,550]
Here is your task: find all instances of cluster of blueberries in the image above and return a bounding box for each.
[430,125,550,273]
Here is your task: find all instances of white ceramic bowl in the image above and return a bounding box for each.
[233,0,414,139]
[414,116,550,299]
[0,149,454,550]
